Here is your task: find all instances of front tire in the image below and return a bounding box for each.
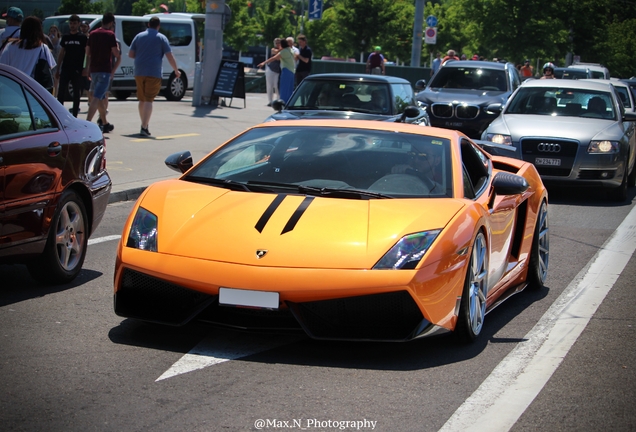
[610,162,628,202]
[112,90,131,101]
[27,190,88,285]
[163,71,186,101]
[456,231,488,343]
[528,200,549,289]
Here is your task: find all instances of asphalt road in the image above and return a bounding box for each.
[0,93,635,431]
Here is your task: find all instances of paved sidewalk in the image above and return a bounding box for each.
[64,93,274,203]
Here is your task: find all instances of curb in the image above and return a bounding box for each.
[108,186,147,204]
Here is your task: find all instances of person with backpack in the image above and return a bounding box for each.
[366,46,385,75]
[0,16,56,92]
[0,7,23,48]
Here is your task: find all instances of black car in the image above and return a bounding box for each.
[415,60,521,138]
[0,64,112,284]
[266,73,429,125]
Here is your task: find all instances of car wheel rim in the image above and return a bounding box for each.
[54,201,85,271]
[468,233,488,335]
[537,202,549,283]
[171,77,184,97]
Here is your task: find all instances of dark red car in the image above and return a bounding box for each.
[0,64,111,284]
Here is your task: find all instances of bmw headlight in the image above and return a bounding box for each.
[126,207,158,252]
[485,133,512,145]
[373,230,441,270]
[588,140,619,154]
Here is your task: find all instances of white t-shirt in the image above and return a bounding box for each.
[0,42,56,77]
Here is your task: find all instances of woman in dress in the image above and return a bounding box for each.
[258,38,295,103]
[0,16,56,91]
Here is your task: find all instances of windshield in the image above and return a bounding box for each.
[561,69,589,79]
[429,67,508,91]
[186,126,453,198]
[286,80,394,115]
[505,87,616,120]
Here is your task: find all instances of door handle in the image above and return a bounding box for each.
[47,142,62,156]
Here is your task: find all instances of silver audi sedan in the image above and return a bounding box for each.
[480,79,636,201]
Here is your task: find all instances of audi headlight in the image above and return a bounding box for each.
[485,133,512,145]
[373,230,441,270]
[588,140,619,153]
[126,207,158,252]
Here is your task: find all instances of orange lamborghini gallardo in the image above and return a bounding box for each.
[114,120,549,342]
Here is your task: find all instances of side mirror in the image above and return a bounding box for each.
[415,79,427,91]
[623,112,636,122]
[272,99,285,112]
[485,103,503,114]
[165,151,193,174]
[397,106,421,123]
[492,172,529,195]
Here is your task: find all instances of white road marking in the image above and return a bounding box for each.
[88,235,121,245]
[156,330,303,381]
[439,204,636,432]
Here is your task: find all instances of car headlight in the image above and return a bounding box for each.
[126,207,158,252]
[588,140,619,153]
[373,230,441,270]
[485,133,512,145]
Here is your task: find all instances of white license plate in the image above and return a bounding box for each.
[535,157,561,166]
[219,288,279,309]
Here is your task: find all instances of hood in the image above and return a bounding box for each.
[138,180,465,269]
[493,114,621,142]
[418,88,508,106]
[268,110,400,122]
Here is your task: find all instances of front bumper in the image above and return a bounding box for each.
[114,268,447,341]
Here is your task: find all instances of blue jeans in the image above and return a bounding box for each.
[91,72,111,100]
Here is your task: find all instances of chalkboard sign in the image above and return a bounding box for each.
[213,60,246,107]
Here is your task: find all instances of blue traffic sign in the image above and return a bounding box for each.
[426,15,438,27]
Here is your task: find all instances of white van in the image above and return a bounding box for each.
[89,14,204,101]
[43,14,101,35]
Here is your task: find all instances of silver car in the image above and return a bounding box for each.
[480,79,636,201]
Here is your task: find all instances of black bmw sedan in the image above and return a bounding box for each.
[415,60,521,138]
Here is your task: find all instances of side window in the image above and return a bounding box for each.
[391,84,415,114]
[122,21,148,46]
[461,139,490,198]
[510,67,520,90]
[0,76,34,137]
[160,23,193,47]
[25,92,54,130]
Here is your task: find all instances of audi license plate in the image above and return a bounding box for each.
[535,157,561,166]
[219,288,279,309]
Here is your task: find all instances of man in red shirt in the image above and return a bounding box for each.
[84,12,121,132]
[366,46,385,75]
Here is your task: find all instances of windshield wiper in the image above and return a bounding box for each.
[247,181,392,199]
[184,176,265,192]
[297,185,392,199]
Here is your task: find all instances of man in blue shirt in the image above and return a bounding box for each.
[129,17,180,136]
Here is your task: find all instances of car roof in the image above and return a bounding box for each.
[440,60,509,70]
[256,118,465,139]
[303,73,411,84]
[520,78,613,92]
[581,78,627,88]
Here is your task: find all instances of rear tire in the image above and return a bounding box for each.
[27,190,88,285]
[528,200,549,289]
[163,71,186,101]
[112,90,131,101]
[456,231,488,343]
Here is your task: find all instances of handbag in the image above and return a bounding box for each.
[32,45,54,92]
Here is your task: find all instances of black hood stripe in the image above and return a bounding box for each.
[255,194,286,233]
[281,196,314,234]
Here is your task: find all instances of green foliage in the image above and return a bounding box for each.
[123,0,636,76]
[57,0,94,14]
[131,0,154,16]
